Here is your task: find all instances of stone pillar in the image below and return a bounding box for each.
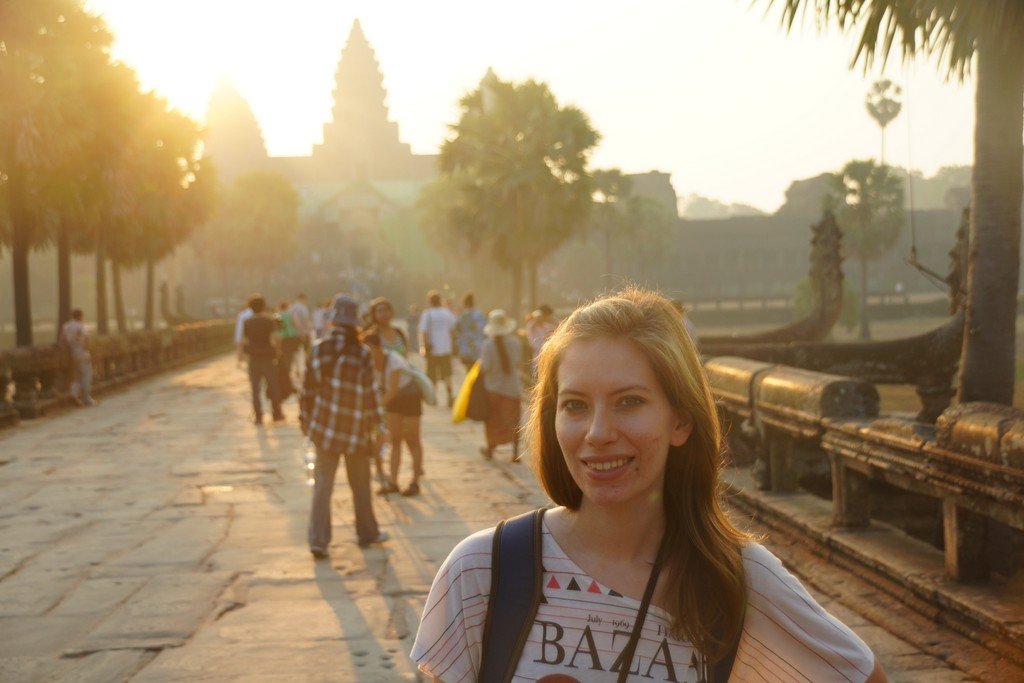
[830,455,870,528]
[768,433,799,493]
[942,498,990,582]
[10,357,42,419]
[0,362,19,428]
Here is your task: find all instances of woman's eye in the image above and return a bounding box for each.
[560,399,586,411]
[619,395,644,407]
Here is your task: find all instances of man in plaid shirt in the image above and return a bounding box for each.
[301,294,388,557]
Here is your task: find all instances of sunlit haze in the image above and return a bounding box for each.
[84,0,973,212]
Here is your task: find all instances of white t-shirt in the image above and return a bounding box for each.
[418,306,457,356]
[382,351,414,392]
[411,520,875,682]
[60,320,89,358]
[234,308,253,345]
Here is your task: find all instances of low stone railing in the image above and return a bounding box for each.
[706,356,1024,584]
[0,320,233,426]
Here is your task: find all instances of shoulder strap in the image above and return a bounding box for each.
[709,611,743,683]
[710,633,740,683]
[479,508,546,683]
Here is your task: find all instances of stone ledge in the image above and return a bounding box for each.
[724,466,1024,665]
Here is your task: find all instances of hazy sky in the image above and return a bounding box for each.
[84,0,974,212]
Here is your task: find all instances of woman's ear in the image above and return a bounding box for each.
[670,411,694,448]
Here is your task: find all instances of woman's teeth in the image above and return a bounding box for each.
[587,457,631,471]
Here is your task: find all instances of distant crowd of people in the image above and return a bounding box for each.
[232,287,564,556]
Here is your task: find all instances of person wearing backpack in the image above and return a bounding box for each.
[411,288,887,683]
[363,332,424,497]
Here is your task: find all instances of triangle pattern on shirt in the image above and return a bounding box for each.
[608,588,623,597]
[566,578,581,591]
[587,580,602,594]
[546,576,561,590]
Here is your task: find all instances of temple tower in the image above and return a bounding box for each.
[203,76,268,183]
[312,19,417,179]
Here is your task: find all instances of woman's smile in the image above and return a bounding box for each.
[555,337,692,508]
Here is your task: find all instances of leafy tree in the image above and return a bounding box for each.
[592,169,677,279]
[760,0,1024,406]
[829,159,905,340]
[105,92,211,331]
[865,79,902,163]
[432,72,599,317]
[0,0,103,346]
[193,170,299,296]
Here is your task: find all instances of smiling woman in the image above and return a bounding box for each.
[411,288,888,682]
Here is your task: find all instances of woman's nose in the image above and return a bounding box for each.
[585,405,617,447]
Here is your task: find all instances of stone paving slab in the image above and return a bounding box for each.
[0,354,1014,682]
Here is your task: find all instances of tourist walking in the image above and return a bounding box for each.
[366,297,409,356]
[300,294,388,557]
[311,299,331,341]
[412,288,886,682]
[525,303,557,363]
[405,304,421,349]
[242,295,284,425]
[418,290,457,407]
[290,293,313,354]
[276,300,300,400]
[455,292,486,369]
[363,333,424,497]
[59,309,94,407]
[477,309,523,462]
[233,298,254,364]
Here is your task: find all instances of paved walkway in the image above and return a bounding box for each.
[0,355,1007,681]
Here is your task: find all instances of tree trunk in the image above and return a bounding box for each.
[957,42,1024,406]
[9,170,33,347]
[858,256,871,341]
[510,262,523,322]
[605,230,613,277]
[112,262,127,334]
[95,236,109,335]
[56,221,72,341]
[527,260,538,311]
[144,258,155,330]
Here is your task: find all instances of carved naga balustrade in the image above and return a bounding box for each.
[707,357,1024,585]
[702,209,969,423]
[0,320,233,423]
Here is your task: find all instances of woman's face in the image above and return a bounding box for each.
[373,304,393,326]
[554,337,692,511]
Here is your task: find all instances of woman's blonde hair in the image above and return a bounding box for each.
[526,287,748,662]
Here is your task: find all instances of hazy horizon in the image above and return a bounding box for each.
[84,0,974,213]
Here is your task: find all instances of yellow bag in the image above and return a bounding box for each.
[452,361,480,423]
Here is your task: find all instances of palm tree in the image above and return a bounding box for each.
[437,73,599,317]
[830,159,906,340]
[865,79,902,164]
[762,1,1024,406]
[0,0,96,346]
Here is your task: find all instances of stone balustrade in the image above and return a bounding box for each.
[706,355,1024,584]
[0,320,233,425]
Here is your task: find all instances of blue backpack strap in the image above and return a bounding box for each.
[478,508,546,683]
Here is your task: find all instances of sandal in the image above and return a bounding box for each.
[377,481,399,496]
[479,446,494,459]
[401,482,420,497]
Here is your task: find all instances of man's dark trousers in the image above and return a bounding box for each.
[248,355,283,420]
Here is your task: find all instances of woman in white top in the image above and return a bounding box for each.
[363,332,424,497]
[411,288,887,682]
